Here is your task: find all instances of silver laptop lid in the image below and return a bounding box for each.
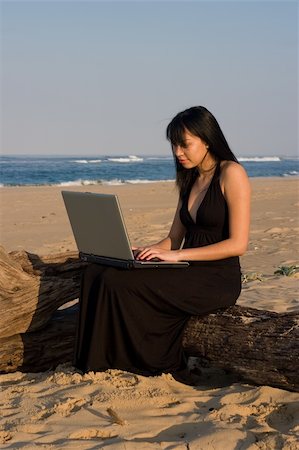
[62,191,134,260]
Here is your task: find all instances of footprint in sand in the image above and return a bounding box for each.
[265,402,299,434]
[108,371,140,388]
[252,431,285,450]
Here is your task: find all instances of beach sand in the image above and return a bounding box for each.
[0,177,298,449]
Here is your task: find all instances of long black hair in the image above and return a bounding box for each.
[166,106,238,196]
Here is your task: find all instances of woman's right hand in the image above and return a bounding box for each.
[132,245,162,260]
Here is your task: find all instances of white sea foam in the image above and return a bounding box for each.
[126,179,174,184]
[56,179,100,186]
[101,179,124,185]
[282,171,299,177]
[108,155,143,163]
[93,178,174,185]
[73,159,101,164]
[238,156,281,162]
[129,155,143,160]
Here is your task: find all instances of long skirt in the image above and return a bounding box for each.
[74,262,241,375]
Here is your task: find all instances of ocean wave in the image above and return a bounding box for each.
[73,159,102,164]
[91,178,174,185]
[107,155,143,163]
[101,179,125,185]
[56,178,174,187]
[126,179,174,184]
[238,156,281,162]
[282,171,299,177]
[56,179,101,186]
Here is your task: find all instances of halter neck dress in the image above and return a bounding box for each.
[74,162,241,375]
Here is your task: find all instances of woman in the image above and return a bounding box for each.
[74,106,251,384]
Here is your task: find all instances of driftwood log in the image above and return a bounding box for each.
[0,246,298,392]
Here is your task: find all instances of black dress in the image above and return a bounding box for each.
[74,163,241,375]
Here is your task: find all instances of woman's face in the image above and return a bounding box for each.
[173,130,208,169]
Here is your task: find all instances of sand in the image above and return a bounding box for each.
[0,177,298,449]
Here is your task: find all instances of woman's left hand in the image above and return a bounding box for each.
[135,247,181,262]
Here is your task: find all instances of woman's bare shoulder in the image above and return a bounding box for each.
[220,160,249,180]
[219,160,251,194]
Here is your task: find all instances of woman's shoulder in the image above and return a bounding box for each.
[219,160,251,192]
[220,160,248,179]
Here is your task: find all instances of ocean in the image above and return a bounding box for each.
[0,155,298,187]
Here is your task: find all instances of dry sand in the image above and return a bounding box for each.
[0,177,298,449]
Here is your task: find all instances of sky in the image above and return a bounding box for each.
[1,0,298,157]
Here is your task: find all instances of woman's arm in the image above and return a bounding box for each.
[137,162,251,262]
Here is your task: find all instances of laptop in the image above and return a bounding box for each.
[61,191,189,269]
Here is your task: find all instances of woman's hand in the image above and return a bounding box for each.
[133,246,181,262]
[131,199,186,262]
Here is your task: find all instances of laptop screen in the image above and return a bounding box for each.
[62,191,135,260]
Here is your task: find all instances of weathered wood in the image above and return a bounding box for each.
[0,246,85,338]
[0,247,298,392]
[183,308,299,392]
[0,304,78,372]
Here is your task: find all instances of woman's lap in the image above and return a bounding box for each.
[74,263,241,374]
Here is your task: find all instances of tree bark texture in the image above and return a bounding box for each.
[0,246,85,337]
[0,247,298,392]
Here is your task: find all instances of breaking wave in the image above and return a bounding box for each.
[73,159,102,164]
[238,156,281,162]
[107,155,143,163]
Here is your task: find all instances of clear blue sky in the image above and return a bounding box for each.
[1,0,298,157]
